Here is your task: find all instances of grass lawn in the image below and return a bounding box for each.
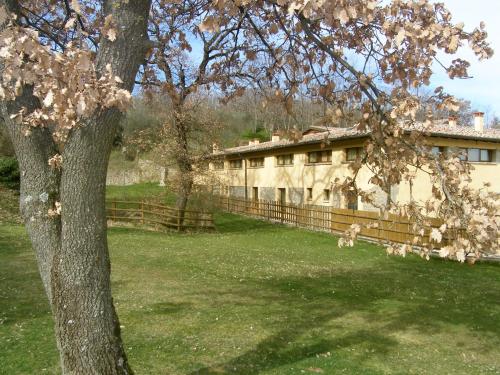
[106,182,175,204]
[106,183,222,214]
[1,193,500,374]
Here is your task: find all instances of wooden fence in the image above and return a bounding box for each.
[215,196,451,247]
[106,200,214,231]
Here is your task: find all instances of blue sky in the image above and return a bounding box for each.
[140,1,499,121]
[432,0,500,121]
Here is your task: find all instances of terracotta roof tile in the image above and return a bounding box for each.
[219,123,500,156]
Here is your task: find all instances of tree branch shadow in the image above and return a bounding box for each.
[185,262,500,374]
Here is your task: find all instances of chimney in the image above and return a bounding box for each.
[253,138,260,145]
[473,112,484,132]
[271,133,280,142]
[448,116,457,127]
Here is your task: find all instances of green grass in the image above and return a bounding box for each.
[106,182,166,200]
[106,182,177,206]
[1,213,500,374]
[106,182,217,212]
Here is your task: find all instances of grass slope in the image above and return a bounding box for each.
[106,182,173,203]
[1,214,499,374]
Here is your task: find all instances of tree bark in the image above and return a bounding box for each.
[0,1,151,374]
[1,88,61,303]
[175,168,193,228]
[172,111,194,228]
[52,110,129,374]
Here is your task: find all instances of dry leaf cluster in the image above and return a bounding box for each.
[1,0,498,260]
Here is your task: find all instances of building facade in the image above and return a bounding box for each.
[209,114,500,211]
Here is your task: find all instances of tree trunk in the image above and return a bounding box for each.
[51,112,131,374]
[172,110,194,228]
[175,167,193,228]
[0,1,151,374]
[1,87,61,303]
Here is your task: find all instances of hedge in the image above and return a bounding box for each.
[0,157,20,190]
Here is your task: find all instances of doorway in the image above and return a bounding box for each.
[278,188,286,205]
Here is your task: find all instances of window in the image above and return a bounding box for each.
[480,149,493,162]
[468,148,480,162]
[200,161,209,171]
[458,148,493,162]
[347,192,358,210]
[346,147,364,161]
[229,159,242,169]
[431,146,446,155]
[306,188,313,200]
[249,157,264,168]
[323,189,330,202]
[276,154,294,166]
[213,161,224,170]
[458,148,467,161]
[307,150,332,164]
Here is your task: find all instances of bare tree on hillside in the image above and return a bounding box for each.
[135,0,249,223]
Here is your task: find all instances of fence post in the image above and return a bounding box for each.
[141,200,145,225]
[177,208,181,231]
[329,207,333,233]
[112,201,116,221]
[281,201,284,223]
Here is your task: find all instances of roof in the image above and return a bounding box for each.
[219,123,500,157]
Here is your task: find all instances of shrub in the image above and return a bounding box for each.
[241,125,270,142]
[0,126,15,157]
[0,157,20,190]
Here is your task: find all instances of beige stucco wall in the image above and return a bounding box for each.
[396,138,500,206]
[209,136,500,211]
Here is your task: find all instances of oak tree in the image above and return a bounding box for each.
[136,0,248,221]
[0,1,498,374]
[210,0,498,260]
[0,0,150,373]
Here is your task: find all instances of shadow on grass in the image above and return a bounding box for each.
[149,301,194,315]
[187,264,500,374]
[0,227,51,325]
[213,213,286,234]
[194,331,394,375]
[2,219,500,374]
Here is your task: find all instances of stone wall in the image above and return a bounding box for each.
[107,159,165,185]
[229,185,246,198]
[289,187,304,205]
[259,187,275,201]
